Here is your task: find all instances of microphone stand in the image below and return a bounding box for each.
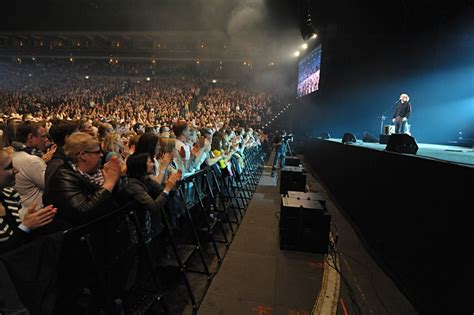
[379,101,398,134]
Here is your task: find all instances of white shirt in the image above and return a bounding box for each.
[12,151,46,218]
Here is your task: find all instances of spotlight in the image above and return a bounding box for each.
[294,51,300,57]
[302,43,308,50]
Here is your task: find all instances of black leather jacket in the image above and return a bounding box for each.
[42,162,118,232]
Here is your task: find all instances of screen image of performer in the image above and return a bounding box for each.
[392,93,412,134]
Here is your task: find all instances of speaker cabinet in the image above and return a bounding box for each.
[280,196,330,253]
[385,134,418,154]
[342,133,357,144]
[362,132,378,143]
[379,134,390,144]
[280,166,306,194]
[285,156,301,167]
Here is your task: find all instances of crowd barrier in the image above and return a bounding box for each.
[0,146,266,315]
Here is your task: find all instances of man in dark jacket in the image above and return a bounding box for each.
[45,119,77,186]
[392,93,412,134]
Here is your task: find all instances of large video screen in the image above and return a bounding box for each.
[297,44,322,98]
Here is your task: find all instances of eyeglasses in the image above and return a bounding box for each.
[85,149,102,155]
[76,149,102,156]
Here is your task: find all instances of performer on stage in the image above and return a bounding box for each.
[392,93,412,134]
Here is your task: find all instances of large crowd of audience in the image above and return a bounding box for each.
[0,59,274,254]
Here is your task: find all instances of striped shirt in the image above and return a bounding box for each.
[0,187,22,243]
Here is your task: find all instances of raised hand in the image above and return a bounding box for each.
[160,152,173,166]
[42,144,57,163]
[165,170,182,192]
[22,204,57,230]
[102,156,121,191]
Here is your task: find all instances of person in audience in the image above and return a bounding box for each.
[45,119,78,186]
[173,120,191,175]
[134,132,160,176]
[0,148,57,253]
[42,132,122,232]
[8,120,48,215]
[126,153,181,234]
[154,138,177,185]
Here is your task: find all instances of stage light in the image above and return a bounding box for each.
[146,77,151,82]
[212,79,217,84]
[302,43,308,50]
[294,51,300,57]
[85,75,90,80]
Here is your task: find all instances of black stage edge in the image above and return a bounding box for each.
[304,138,474,315]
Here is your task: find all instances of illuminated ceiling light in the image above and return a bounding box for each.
[196,60,200,64]
[294,51,300,57]
[152,60,156,64]
[136,80,141,84]
[212,79,217,84]
[302,43,308,50]
[146,77,151,82]
[311,33,318,39]
[243,61,247,65]
[69,58,73,62]
[32,57,35,61]
[85,75,90,80]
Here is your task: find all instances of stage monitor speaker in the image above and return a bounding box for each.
[362,132,378,143]
[318,132,330,139]
[280,166,306,194]
[285,156,301,167]
[342,133,357,144]
[385,134,418,154]
[280,196,330,253]
[379,134,390,144]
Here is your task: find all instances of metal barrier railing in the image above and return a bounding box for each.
[15,146,266,314]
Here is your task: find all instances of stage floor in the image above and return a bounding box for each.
[329,138,474,166]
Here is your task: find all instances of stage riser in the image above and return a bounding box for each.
[304,139,473,315]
